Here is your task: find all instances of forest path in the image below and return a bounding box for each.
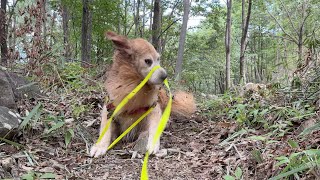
[1,113,283,180]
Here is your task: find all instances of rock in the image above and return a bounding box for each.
[0,157,17,179]
[0,71,16,109]
[297,118,317,135]
[0,69,43,111]
[155,149,168,157]
[0,106,21,138]
[6,72,43,100]
[208,94,219,100]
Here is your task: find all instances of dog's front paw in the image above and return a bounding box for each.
[90,144,108,158]
[147,140,160,155]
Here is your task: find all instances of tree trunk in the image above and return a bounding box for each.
[225,0,232,91]
[62,3,71,61]
[149,0,153,36]
[174,0,190,81]
[151,0,161,51]
[50,12,56,47]
[81,0,92,67]
[0,0,8,66]
[42,0,46,40]
[239,0,252,84]
[142,0,146,36]
[134,0,141,37]
[117,2,121,34]
[124,0,128,35]
[87,1,92,63]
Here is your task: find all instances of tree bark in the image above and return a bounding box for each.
[142,0,146,36]
[117,2,121,34]
[42,0,46,40]
[0,0,8,66]
[62,2,71,61]
[174,0,190,81]
[124,0,128,35]
[87,0,92,62]
[239,0,252,84]
[225,0,232,91]
[149,0,153,35]
[151,0,161,51]
[134,0,141,37]
[81,0,92,67]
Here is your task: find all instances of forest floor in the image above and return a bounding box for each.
[0,69,319,179]
[2,99,319,180]
[1,111,286,180]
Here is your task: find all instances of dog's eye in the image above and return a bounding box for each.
[145,59,153,66]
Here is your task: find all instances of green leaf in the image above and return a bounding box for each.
[219,129,247,146]
[303,149,320,156]
[299,122,320,136]
[223,175,235,180]
[20,103,42,129]
[287,139,299,148]
[248,135,267,141]
[39,173,56,179]
[16,82,38,90]
[269,159,320,180]
[21,171,35,180]
[266,140,279,144]
[251,150,263,163]
[46,122,65,134]
[275,158,289,167]
[234,167,242,179]
[0,137,24,148]
[260,109,269,115]
[65,129,74,147]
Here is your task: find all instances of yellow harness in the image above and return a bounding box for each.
[95,65,172,180]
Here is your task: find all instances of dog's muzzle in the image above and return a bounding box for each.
[149,67,167,85]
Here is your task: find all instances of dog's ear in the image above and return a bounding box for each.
[105,31,133,55]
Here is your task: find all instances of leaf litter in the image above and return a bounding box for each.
[1,81,320,179]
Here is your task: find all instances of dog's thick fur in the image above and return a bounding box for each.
[90,32,196,157]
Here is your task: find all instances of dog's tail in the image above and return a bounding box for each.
[158,88,196,118]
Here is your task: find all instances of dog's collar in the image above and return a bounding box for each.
[106,99,156,115]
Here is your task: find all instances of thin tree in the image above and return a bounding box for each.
[42,0,46,40]
[134,0,141,36]
[225,0,232,91]
[62,1,71,61]
[151,0,161,51]
[149,0,153,34]
[174,0,190,81]
[267,0,311,62]
[81,0,92,67]
[239,0,252,84]
[0,0,8,66]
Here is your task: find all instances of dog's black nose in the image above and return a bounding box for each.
[160,72,167,81]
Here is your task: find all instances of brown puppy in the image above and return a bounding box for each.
[90,32,196,157]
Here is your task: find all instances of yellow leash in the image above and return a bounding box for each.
[141,79,172,180]
[95,65,172,180]
[96,65,161,144]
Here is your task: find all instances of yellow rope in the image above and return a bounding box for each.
[94,65,172,180]
[96,65,161,144]
[140,79,172,180]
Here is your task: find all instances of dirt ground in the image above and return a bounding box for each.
[1,107,319,180]
[0,118,270,180]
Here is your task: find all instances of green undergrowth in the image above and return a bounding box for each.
[18,62,104,149]
[199,86,320,179]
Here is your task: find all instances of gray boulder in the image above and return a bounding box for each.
[0,71,16,109]
[0,106,20,138]
[0,70,43,110]
[0,70,42,139]
[6,72,43,100]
